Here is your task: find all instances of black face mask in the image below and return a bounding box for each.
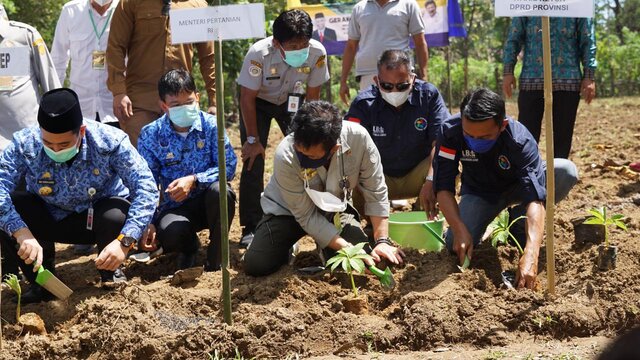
[295,149,332,169]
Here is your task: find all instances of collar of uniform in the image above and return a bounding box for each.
[268,40,284,65]
[0,19,10,37]
[338,127,352,155]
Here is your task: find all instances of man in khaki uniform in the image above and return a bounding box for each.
[106,0,216,146]
[0,4,60,151]
[237,9,329,248]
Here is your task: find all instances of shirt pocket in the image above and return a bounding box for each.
[134,5,166,36]
[69,31,93,60]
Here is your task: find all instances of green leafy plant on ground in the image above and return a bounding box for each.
[489,210,526,254]
[583,206,627,248]
[326,242,373,298]
[3,274,21,323]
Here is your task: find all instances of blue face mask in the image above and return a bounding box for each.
[283,47,310,68]
[43,136,81,163]
[295,149,331,169]
[169,103,199,128]
[464,135,497,154]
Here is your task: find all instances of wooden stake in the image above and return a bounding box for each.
[214,13,232,325]
[541,16,556,296]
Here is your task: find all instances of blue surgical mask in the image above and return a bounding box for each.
[43,137,81,163]
[283,47,309,68]
[169,103,199,128]
[463,135,497,154]
[295,149,332,169]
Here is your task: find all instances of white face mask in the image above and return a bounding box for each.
[305,187,347,213]
[93,0,112,6]
[380,88,411,107]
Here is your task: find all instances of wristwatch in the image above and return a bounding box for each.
[117,234,136,249]
[246,136,258,145]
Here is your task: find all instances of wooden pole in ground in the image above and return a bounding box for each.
[541,16,556,296]
[446,46,453,112]
[214,10,232,324]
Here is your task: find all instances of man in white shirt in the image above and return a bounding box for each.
[51,0,119,127]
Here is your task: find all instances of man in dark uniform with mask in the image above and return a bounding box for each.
[236,9,329,248]
[346,49,449,218]
[433,88,579,289]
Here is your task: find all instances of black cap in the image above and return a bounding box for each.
[314,12,325,19]
[37,88,83,134]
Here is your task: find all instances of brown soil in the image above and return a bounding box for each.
[1,97,640,359]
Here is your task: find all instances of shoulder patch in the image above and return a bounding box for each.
[248,65,262,77]
[250,60,262,69]
[315,55,326,68]
[33,38,46,56]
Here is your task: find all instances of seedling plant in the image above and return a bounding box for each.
[3,274,21,323]
[489,210,526,254]
[583,206,627,248]
[326,242,373,298]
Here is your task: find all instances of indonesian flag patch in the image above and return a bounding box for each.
[438,146,456,160]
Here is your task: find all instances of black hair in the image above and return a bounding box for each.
[290,101,342,152]
[459,88,506,127]
[158,69,197,101]
[377,49,411,72]
[597,327,640,360]
[273,9,313,44]
[424,0,437,8]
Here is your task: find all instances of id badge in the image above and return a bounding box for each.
[92,50,106,70]
[0,76,12,91]
[86,205,94,230]
[287,94,302,113]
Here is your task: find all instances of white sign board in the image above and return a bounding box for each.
[495,0,595,18]
[0,47,30,77]
[170,3,265,44]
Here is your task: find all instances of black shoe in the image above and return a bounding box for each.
[239,232,254,249]
[176,252,196,270]
[19,284,55,304]
[99,267,127,284]
[204,260,221,272]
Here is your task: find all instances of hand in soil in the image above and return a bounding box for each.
[453,230,473,266]
[95,239,128,271]
[515,251,538,289]
[371,242,404,265]
[140,224,158,252]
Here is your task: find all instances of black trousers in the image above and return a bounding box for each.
[0,192,130,283]
[517,90,581,159]
[243,208,369,277]
[155,182,236,269]
[239,98,292,234]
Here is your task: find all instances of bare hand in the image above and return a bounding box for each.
[207,105,217,115]
[140,224,158,252]
[502,74,517,99]
[95,239,128,271]
[17,238,43,271]
[419,180,438,220]
[580,79,596,104]
[113,94,133,121]
[515,251,538,289]
[339,82,351,106]
[165,175,197,202]
[241,141,265,171]
[452,229,473,266]
[371,243,405,265]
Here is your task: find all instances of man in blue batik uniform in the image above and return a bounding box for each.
[137,69,237,271]
[433,88,579,289]
[0,88,158,303]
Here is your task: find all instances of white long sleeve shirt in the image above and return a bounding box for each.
[51,0,118,123]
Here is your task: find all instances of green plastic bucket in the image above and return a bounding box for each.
[388,211,445,252]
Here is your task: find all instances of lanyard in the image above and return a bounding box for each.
[88,7,113,41]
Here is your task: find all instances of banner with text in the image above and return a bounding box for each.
[495,0,595,18]
[292,0,467,56]
[170,3,266,44]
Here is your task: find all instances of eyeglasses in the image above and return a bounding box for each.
[378,77,414,92]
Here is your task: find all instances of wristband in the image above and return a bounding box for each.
[374,237,395,248]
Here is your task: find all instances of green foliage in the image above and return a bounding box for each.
[3,274,21,322]
[583,206,627,247]
[208,348,255,360]
[326,242,372,298]
[489,210,526,255]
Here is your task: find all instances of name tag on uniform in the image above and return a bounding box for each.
[287,94,302,113]
[0,47,29,77]
[266,76,280,80]
[92,50,106,70]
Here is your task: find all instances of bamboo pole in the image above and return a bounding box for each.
[214,13,232,324]
[541,16,556,296]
